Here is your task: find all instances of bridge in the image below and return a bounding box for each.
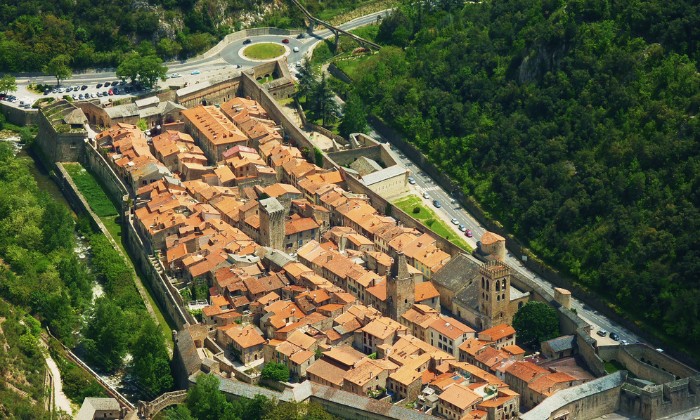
[289,0,382,50]
[137,390,188,418]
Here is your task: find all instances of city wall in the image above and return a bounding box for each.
[327,144,384,167]
[0,102,38,126]
[124,215,196,330]
[83,142,129,204]
[239,72,317,156]
[177,77,242,109]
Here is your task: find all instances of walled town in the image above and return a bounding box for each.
[32,60,700,420]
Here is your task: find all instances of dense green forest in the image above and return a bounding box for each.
[351,0,700,353]
[0,142,173,403]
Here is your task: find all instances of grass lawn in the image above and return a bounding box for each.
[350,24,379,42]
[335,54,374,80]
[393,195,473,252]
[62,163,174,349]
[243,43,285,60]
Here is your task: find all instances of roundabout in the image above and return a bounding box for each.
[241,42,287,61]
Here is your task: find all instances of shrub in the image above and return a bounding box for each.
[261,362,290,382]
[412,206,421,214]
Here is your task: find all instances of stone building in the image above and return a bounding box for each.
[386,253,415,321]
[36,100,88,164]
[259,197,285,250]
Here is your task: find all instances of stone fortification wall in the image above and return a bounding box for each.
[177,77,242,109]
[616,346,682,383]
[54,163,110,233]
[83,143,129,202]
[620,375,700,420]
[0,102,38,126]
[239,72,317,155]
[327,144,384,167]
[341,168,463,257]
[124,215,195,330]
[521,371,627,420]
[576,330,607,377]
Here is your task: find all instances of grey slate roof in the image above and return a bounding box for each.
[454,278,478,311]
[510,285,530,301]
[75,397,120,420]
[359,165,408,186]
[432,252,482,292]
[543,335,576,353]
[520,371,627,420]
[177,81,212,97]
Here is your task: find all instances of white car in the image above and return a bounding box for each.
[451,218,459,225]
[293,46,300,52]
[423,192,430,199]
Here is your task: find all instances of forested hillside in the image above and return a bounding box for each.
[353,0,700,353]
[0,0,295,71]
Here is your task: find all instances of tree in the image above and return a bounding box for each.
[261,362,289,382]
[0,74,17,94]
[265,400,336,420]
[311,73,337,127]
[295,59,317,101]
[513,301,560,347]
[82,297,132,372]
[117,53,167,88]
[131,319,173,397]
[185,374,237,420]
[157,38,183,59]
[43,55,72,86]
[338,93,367,138]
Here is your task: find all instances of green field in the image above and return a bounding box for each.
[393,195,472,252]
[243,43,285,60]
[62,163,174,349]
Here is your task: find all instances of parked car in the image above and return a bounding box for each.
[71,94,77,100]
[610,332,620,341]
[104,81,111,87]
[293,46,300,52]
[81,85,88,90]
[108,90,114,96]
[423,192,430,199]
[282,38,290,44]
[119,80,126,85]
[433,200,441,208]
[620,340,629,345]
[78,93,84,100]
[191,70,201,75]
[465,229,473,238]
[597,329,608,337]
[459,224,466,232]
[296,33,305,39]
[451,218,459,225]
[408,177,416,185]
[242,39,252,45]
[96,83,103,88]
[43,88,51,95]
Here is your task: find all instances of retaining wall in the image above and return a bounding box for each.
[83,143,129,203]
[0,102,38,126]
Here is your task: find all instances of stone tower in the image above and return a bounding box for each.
[259,197,285,250]
[478,260,511,328]
[387,253,415,321]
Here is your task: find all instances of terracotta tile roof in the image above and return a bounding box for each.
[285,217,319,235]
[258,291,280,306]
[323,345,365,368]
[478,324,516,342]
[226,324,266,349]
[362,317,405,340]
[474,346,510,370]
[438,383,482,410]
[459,339,492,357]
[181,105,248,146]
[528,371,577,396]
[290,350,314,365]
[505,361,549,383]
[414,281,440,302]
[480,231,505,245]
[502,344,526,356]
[345,359,399,387]
[430,317,474,340]
[307,359,347,386]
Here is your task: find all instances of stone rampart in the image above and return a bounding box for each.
[327,144,384,167]
[576,330,607,377]
[239,72,316,154]
[0,102,38,126]
[83,143,129,203]
[176,77,242,109]
[124,216,195,329]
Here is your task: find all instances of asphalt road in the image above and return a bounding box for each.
[9,10,391,108]
[370,126,643,348]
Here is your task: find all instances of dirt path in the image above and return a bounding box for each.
[40,338,73,416]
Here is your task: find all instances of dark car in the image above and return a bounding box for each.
[81,85,88,90]
[433,200,441,208]
[104,81,111,87]
[242,39,252,45]
[296,33,306,39]
[119,80,126,85]
[282,38,290,44]
[96,83,103,88]
[43,88,51,95]
[610,332,620,341]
